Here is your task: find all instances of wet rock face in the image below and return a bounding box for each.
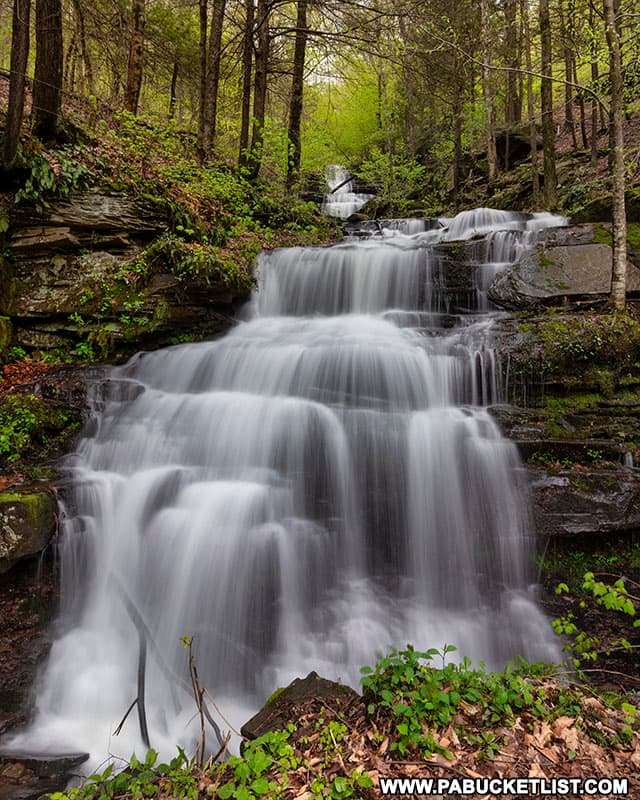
[0,554,57,732]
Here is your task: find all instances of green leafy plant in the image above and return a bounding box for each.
[359,644,625,759]
[15,147,93,210]
[552,572,640,670]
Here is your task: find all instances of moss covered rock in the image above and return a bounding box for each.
[0,490,57,572]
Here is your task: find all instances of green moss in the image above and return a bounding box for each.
[627,223,640,248]
[0,316,13,360]
[538,249,558,268]
[265,686,286,707]
[0,491,55,527]
[592,224,613,246]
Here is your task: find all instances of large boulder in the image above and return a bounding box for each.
[489,241,640,310]
[0,491,57,573]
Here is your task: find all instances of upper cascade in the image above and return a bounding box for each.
[255,207,567,318]
[321,164,373,218]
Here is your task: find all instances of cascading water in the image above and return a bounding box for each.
[11,208,565,768]
[321,165,373,218]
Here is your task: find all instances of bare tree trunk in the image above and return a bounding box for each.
[538,0,557,207]
[559,0,577,147]
[32,0,63,138]
[197,0,208,158]
[589,3,600,167]
[3,0,31,170]
[247,0,270,180]
[574,59,588,149]
[452,63,464,197]
[71,0,94,95]
[521,0,540,205]
[286,0,308,190]
[169,58,178,119]
[238,0,254,166]
[480,0,497,181]
[604,0,627,308]
[124,0,145,114]
[202,0,227,157]
[504,0,520,125]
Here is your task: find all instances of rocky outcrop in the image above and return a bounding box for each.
[530,468,640,538]
[488,224,640,310]
[2,190,250,357]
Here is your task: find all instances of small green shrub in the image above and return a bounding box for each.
[360,645,631,758]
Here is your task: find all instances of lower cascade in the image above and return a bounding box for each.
[13,209,564,767]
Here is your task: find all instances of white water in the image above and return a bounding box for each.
[11,208,565,768]
[321,165,373,218]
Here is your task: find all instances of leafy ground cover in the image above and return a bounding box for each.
[34,648,640,800]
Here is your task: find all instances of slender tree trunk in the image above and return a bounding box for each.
[539,0,557,207]
[574,59,588,149]
[504,0,520,125]
[521,0,540,205]
[452,63,464,197]
[481,0,497,181]
[32,0,63,138]
[3,0,31,170]
[124,0,145,114]
[197,0,208,158]
[604,0,627,308]
[71,0,94,95]
[589,4,600,167]
[559,0,577,147]
[286,0,308,190]
[64,30,77,94]
[247,0,270,179]
[169,58,179,119]
[202,0,227,157]
[238,0,254,166]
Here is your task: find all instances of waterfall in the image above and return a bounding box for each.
[11,208,564,768]
[321,165,373,219]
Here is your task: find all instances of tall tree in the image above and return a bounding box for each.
[286,0,308,189]
[559,0,577,147]
[521,0,540,205]
[124,0,145,113]
[538,0,557,207]
[503,0,521,125]
[197,0,208,157]
[604,0,627,308]
[3,0,31,170]
[238,0,255,166]
[247,0,270,179]
[32,0,63,138]
[480,0,497,181]
[201,0,227,157]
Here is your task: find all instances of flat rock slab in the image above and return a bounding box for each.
[488,243,640,310]
[241,672,358,741]
[0,751,89,777]
[530,468,640,537]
